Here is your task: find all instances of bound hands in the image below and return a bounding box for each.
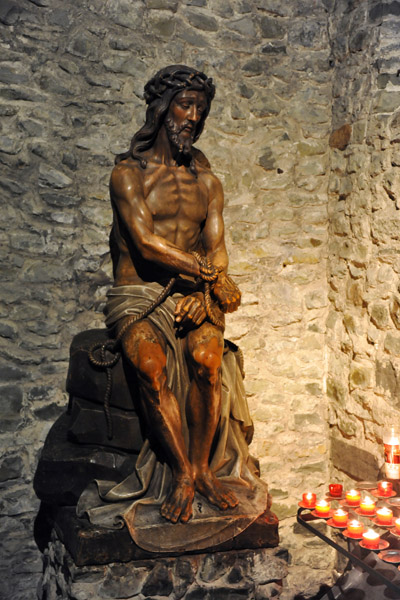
[179,252,241,327]
[174,273,241,329]
[212,271,241,313]
[175,292,207,328]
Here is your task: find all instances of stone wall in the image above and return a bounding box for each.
[1,1,398,599]
[327,0,400,485]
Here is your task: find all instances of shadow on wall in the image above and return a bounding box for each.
[295,565,400,599]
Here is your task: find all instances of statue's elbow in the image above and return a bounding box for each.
[138,239,155,262]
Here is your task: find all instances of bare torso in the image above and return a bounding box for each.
[111,156,211,286]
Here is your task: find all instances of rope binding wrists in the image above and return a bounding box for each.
[190,251,224,329]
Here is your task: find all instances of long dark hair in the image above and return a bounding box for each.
[115,65,215,173]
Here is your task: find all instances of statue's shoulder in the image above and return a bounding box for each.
[110,158,143,193]
[193,148,221,184]
[193,148,222,194]
[112,157,142,177]
[192,147,211,171]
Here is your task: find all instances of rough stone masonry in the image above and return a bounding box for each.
[0,1,399,599]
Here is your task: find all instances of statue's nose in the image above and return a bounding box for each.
[188,106,201,122]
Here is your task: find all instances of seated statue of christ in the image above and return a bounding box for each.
[98,65,260,533]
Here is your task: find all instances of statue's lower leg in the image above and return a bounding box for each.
[139,379,195,523]
[122,325,195,523]
[187,333,239,510]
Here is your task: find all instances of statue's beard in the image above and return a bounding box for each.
[164,117,195,155]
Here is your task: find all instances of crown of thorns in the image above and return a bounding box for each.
[144,66,215,105]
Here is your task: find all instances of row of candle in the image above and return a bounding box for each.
[344,484,393,504]
[315,511,385,548]
[312,500,396,525]
[302,482,398,550]
[314,511,385,548]
[337,520,383,549]
[329,481,393,500]
[303,484,393,512]
[324,481,393,499]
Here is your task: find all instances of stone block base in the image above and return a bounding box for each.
[40,529,288,600]
[49,506,279,566]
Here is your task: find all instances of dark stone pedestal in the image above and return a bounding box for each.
[51,506,279,566]
[33,413,138,506]
[41,528,288,600]
[34,413,279,564]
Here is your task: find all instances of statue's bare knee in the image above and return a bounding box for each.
[192,348,221,385]
[136,341,167,394]
[119,320,167,393]
[187,324,223,386]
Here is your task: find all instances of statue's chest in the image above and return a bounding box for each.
[145,168,208,223]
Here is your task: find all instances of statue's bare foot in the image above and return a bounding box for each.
[161,476,195,524]
[195,470,239,510]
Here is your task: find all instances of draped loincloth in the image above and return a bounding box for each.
[77,282,268,553]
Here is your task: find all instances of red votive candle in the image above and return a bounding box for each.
[359,496,376,515]
[345,489,361,506]
[347,519,364,537]
[378,481,393,497]
[395,518,400,534]
[329,483,343,497]
[362,529,380,549]
[302,492,316,508]
[332,509,348,526]
[376,507,393,525]
[315,499,330,517]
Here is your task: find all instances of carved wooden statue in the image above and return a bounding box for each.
[36,66,277,556]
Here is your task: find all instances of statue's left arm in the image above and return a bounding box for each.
[202,173,241,314]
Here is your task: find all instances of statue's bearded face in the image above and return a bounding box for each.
[164,89,207,154]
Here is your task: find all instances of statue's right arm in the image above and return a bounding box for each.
[110,164,201,278]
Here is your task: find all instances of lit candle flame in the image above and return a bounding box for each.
[377,507,392,515]
[363,529,379,540]
[388,427,399,445]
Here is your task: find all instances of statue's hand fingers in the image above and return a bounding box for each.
[186,300,204,323]
[228,292,241,312]
[225,301,235,313]
[175,297,188,320]
[183,303,198,324]
[175,308,186,323]
[218,291,239,313]
[175,298,193,322]
[191,305,206,325]
[235,289,242,308]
